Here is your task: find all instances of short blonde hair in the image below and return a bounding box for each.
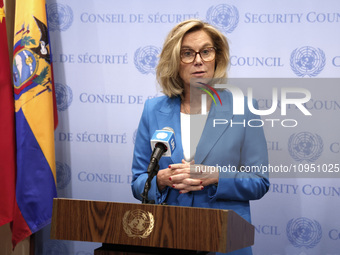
[156,19,230,98]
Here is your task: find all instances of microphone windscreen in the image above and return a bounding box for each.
[150,127,176,157]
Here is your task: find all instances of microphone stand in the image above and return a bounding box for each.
[141,164,159,204]
[141,143,168,204]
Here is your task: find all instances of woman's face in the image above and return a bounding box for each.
[179,30,216,90]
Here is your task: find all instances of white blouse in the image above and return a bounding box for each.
[180,112,209,162]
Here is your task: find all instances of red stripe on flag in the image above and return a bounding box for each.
[11,201,32,248]
[0,0,16,228]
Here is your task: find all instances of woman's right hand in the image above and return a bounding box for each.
[156,165,173,191]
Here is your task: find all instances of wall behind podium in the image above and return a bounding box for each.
[35,0,340,254]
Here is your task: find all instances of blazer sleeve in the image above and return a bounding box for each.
[209,99,270,202]
[131,100,170,204]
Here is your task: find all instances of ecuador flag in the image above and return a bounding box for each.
[12,0,58,247]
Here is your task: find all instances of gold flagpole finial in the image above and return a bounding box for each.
[0,6,5,23]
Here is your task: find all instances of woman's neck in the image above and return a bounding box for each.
[181,87,211,114]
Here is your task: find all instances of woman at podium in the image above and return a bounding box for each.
[131,19,269,255]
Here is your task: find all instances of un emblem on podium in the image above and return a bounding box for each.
[123,209,155,238]
[290,46,326,77]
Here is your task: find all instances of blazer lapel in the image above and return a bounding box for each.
[195,91,233,164]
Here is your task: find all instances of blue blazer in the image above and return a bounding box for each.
[131,90,269,254]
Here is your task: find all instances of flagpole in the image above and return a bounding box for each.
[29,234,35,255]
[3,0,15,68]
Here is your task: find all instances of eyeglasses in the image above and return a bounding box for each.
[180,47,216,64]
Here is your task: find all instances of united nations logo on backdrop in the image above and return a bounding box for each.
[206,4,239,34]
[286,217,322,249]
[55,83,73,111]
[134,46,160,75]
[290,46,326,77]
[288,132,323,162]
[123,209,155,238]
[56,161,71,190]
[47,3,73,32]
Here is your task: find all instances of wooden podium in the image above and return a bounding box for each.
[51,198,254,254]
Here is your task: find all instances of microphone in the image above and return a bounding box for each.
[147,127,176,174]
[142,127,176,204]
